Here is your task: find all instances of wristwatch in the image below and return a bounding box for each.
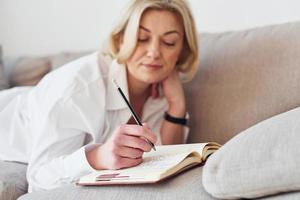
[164,112,188,126]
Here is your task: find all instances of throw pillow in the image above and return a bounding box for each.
[0,46,9,90]
[202,106,300,199]
[10,57,52,86]
[50,51,91,70]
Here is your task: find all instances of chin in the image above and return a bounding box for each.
[135,71,167,84]
[147,78,166,85]
[139,76,162,84]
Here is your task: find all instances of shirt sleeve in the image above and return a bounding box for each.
[26,74,107,192]
[25,53,109,192]
[26,96,100,192]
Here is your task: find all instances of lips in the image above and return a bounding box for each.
[143,63,162,69]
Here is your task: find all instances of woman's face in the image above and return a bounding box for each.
[125,9,184,84]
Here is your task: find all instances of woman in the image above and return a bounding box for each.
[0,0,199,192]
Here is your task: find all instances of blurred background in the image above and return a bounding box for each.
[1,0,300,58]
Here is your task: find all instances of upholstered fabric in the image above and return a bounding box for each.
[202,106,300,199]
[185,21,300,144]
[10,57,51,86]
[0,46,9,90]
[0,161,27,200]
[19,167,214,200]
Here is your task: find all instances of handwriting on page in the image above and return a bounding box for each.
[134,153,189,170]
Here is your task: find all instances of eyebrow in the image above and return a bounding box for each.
[139,25,181,36]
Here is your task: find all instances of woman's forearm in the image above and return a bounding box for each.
[160,104,186,145]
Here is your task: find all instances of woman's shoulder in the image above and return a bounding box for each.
[59,52,106,79]
[58,51,115,84]
[45,52,111,82]
[32,52,112,102]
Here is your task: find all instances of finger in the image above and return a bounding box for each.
[151,83,159,98]
[141,123,157,144]
[142,123,149,129]
[118,157,143,169]
[118,134,152,152]
[117,146,143,159]
[141,123,158,144]
[119,124,157,144]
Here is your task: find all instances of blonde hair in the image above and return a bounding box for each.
[108,0,199,81]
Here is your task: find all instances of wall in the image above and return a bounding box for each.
[1,0,300,58]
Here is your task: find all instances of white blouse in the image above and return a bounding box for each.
[0,52,188,192]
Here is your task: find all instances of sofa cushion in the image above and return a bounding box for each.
[0,160,28,200]
[202,106,300,199]
[0,46,9,90]
[19,167,214,200]
[185,21,300,144]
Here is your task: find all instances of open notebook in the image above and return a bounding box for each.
[77,142,221,186]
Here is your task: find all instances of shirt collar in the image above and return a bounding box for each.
[106,59,130,110]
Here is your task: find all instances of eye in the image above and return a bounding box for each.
[163,41,176,46]
[138,37,149,43]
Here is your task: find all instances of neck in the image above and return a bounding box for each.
[127,72,150,102]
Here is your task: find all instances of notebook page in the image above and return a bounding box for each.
[78,143,208,183]
[93,143,207,175]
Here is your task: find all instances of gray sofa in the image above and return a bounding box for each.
[1,21,300,200]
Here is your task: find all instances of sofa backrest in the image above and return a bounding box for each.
[0,46,9,90]
[185,21,300,144]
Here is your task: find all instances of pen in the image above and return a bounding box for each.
[112,79,156,151]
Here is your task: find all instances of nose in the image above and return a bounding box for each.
[147,39,160,59]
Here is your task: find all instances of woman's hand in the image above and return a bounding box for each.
[159,69,186,117]
[159,70,187,145]
[86,123,157,170]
